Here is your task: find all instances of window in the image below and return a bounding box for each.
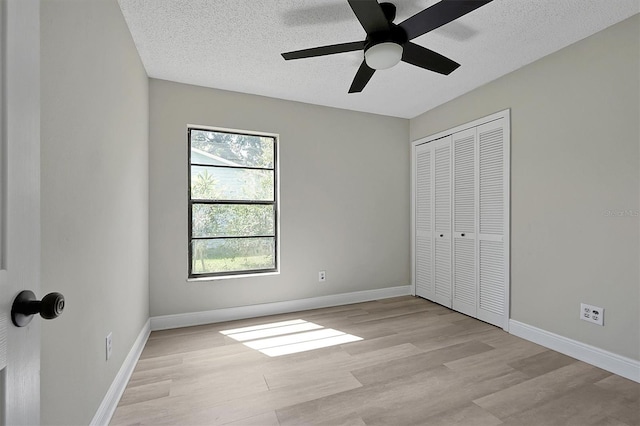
[188,127,278,278]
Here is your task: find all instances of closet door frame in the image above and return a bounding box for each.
[411,109,510,331]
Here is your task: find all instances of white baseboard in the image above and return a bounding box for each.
[509,320,640,383]
[151,285,411,331]
[91,319,151,426]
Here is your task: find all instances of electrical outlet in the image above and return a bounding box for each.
[580,303,604,326]
[318,271,326,282]
[106,332,113,360]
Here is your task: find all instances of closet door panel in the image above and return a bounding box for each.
[416,237,432,298]
[452,129,477,316]
[433,137,452,307]
[477,119,507,328]
[453,130,476,234]
[453,238,475,314]
[479,238,505,324]
[415,144,434,299]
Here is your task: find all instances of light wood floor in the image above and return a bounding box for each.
[111,296,639,426]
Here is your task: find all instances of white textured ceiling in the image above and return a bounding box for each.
[118,0,639,118]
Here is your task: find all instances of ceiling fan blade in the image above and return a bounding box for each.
[282,41,365,60]
[399,0,493,41]
[401,42,460,75]
[348,0,390,34]
[349,61,375,93]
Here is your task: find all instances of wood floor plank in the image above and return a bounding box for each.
[264,369,356,390]
[111,296,640,426]
[351,340,494,386]
[117,380,172,407]
[500,383,640,426]
[277,365,457,425]
[168,368,270,399]
[358,367,530,425]
[444,341,549,380]
[133,354,183,372]
[410,324,503,353]
[131,371,361,425]
[595,374,640,402]
[127,348,265,388]
[413,402,502,426]
[140,332,227,359]
[225,410,280,426]
[507,349,578,377]
[473,362,613,419]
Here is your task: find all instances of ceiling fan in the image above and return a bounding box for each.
[281,0,493,93]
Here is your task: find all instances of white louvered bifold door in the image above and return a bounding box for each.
[452,128,477,317]
[415,143,434,300]
[477,118,507,328]
[433,137,452,308]
[412,110,509,329]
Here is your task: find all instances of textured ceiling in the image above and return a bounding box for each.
[118,0,639,119]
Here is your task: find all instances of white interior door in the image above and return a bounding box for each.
[415,143,434,299]
[433,137,452,308]
[0,0,41,424]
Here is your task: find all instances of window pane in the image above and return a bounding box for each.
[191,166,274,201]
[192,204,275,238]
[190,129,274,169]
[191,238,275,274]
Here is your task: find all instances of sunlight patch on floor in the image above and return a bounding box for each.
[220,319,362,357]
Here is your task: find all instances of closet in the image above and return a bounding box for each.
[412,110,510,329]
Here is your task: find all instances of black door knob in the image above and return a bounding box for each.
[11,290,65,327]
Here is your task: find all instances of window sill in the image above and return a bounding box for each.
[186,271,280,282]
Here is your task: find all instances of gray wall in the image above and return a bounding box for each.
[410,15,639,360]
[149,80,410,316]
[40,0,149,424]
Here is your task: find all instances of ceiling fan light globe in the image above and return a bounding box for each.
[365,42,403,70]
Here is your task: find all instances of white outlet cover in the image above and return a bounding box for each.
[580,303,604,326]
[106,332,113,360]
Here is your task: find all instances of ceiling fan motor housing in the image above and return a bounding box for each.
[364,2,407,49]
[366,23,407,45]
[364,25,408,70]
[380,2,396,22]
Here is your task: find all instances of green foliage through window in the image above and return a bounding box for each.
[188,128,278,277]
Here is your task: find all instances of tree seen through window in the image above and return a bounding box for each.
[188,128,278,277]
